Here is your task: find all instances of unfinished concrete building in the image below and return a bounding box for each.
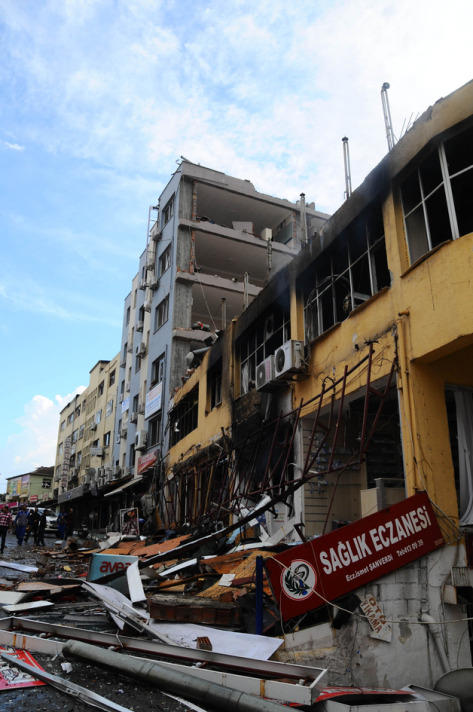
[109,161,328,510]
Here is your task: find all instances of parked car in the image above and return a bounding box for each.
[26,507,57,534]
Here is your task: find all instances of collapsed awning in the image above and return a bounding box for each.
[104,477,144,498]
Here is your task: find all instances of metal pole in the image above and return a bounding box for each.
[342,137,352,199]
[299,192,308,245]
[221,297,227,330]
[255,555,264,634]
[381,82,395,151]
[64,640,291,712]
[243,272,249,309]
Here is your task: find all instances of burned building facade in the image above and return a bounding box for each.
[164,81,473,687]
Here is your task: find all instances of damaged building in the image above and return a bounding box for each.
[162,80,473,688]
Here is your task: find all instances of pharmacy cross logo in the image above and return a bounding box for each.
[281,559,317,600]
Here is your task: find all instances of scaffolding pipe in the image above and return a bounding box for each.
[64,640,290,712]
[381,82,395,151]
[342,137,352,199]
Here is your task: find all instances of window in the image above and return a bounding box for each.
[208,361,222,409]
[104,431,111,448]
[162,195,174,226]
[120,380,125,396]
[95,409,102,425]
[109,369,116,387]
[159,245,171,275]
[42,478,51,489]
[58,443,63,456]
[132,394,139,414]
[170,387,199,446]
[135,353,141,373]
[78,424,85,439]
[106,399,113,417]
[98,380,104,396]
[75,405,81,417]
[92,439,99,448]
[122,343,127,363]
[126,306,130,326]
[302,205,390,342]
[148,413,162,446]
[129,444,136,468]
[67,413,74,425]
[401,122,473,263]
[60,420,65,431]
[239,296,291,394]
[77,451,82,465]
[151,353,165,386]
[154,296,169,331]
[72,429,78,443]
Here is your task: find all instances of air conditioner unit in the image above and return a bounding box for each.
[87,467,96,478]
[136,321,144,332]
[149,278,160,291]
[135,430,148,451]
[139,342,147,355]
[139,279,147,291]
[120,359,126,368]
[138,403,145,415]
[273,340,305,379]
[120,428,127,438]
[127,344,133,353]
[113,466,122,477]
[89,423,97,431]
[144,300,152,313]
[146,255,155,270]
[90,446,104,457]
[129,411,138,424]
[256,355,275,390]
[125,382,130,392]
[115,432,121,444]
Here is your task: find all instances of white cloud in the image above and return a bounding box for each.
[2,140,24,151]
[1,0,472,214]
[0,387,85,490]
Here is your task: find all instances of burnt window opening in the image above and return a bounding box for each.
[170,387,199,446]
[208,360,222,410]
[445,386,473,526]
[401,122,473,264]
[302,205,389,343]
[238,293,291,395]
[349,389,404,489]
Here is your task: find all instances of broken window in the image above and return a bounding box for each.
[302,204,389,342]
[238,293,290,395]
[162,195,174,226]
[401,121,473,263]
[151,353,165,387]
[159,245,171,275]
[208,360,222,409]
[170,386,199,446]
[445,386,473,526]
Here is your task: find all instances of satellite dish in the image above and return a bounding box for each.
[434,668,473,712]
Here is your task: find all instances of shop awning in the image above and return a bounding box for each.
[104,477,144,498]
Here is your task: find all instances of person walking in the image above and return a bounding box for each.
[57,511,66,540]
[37,510,46,546]
[14,505,29,546]
[0,505,12,554]
[25,507,40,544]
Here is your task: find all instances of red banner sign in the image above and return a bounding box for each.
[137,447,159,475]
[265,492,444,620]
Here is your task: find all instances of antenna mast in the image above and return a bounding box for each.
[381,82,395,151]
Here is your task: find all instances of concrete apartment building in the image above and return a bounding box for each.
[110,160,328,512]
[53,355,119,528]
[163,80,473,688]
[5,466,54,506]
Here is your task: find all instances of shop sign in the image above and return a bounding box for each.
[137,447,159,475]
[29,495,38,503]
[145,382,162,419]
[88,553,138,581]
[360,594,392,642]
[265,492,444,621]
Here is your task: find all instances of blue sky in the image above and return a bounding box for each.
[0,0,471,488]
